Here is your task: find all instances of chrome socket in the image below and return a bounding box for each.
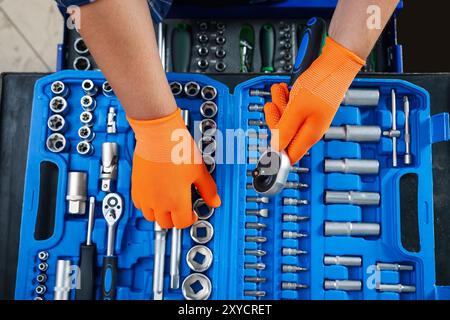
[182,273,212,300]
[77,141,94,156]
[54,260,71,300]
[193,198,215,220]
[200,101,218,119]
[80,111,94,127]
[170,81,183,97]
[215,48,226,58]
[324,280,362,291]
[66,172,87,215]
[215,35,226,45]
[190,220,214,244]
[202,154,216,174]
[74,37,89,55]
[46,133,68,153]
[198,46,209,56]
[35,285,47,295]
[80,95,96,111]
[102,81,114,97]
[81,79,98,96]
[199,119,217,136]
[47,114,67,133]
[184,81,201,98]
[186,245,213,272]
[51,81,69,97]
[214,61,226,72]
[38,251,49,261]
[49,97,68,114]
[73,56,91,71]
[38,262,48,272]
[200,85,217,101]
[198,136,217,155]
[197,59,209,70]
[36,274,48,284]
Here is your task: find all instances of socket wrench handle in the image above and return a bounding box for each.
[101,255,118,300]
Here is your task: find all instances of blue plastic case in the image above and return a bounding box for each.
[15,70,450,300]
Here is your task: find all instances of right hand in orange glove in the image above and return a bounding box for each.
[264,37,365,164]
[128,109,221,229]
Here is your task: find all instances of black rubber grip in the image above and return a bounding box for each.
[75,244,97,300]
[101,255,118,300]
[34,161,58,240]
[260,24,275,73]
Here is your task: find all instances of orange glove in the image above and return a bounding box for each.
[128,109,221,229]
[264,37,365,164]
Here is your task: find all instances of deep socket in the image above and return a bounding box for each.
[49,97,68,114]
[66,172,87,214]
[342,89,380,107]
[324,125,381,142]
[200,85,218,101]
[200,101,218,118]
[324,222,380,237]
[73,56,91,71]
[324,159,380,175]
[74,37,89,55]
[325,191,380,206]
[324,280,362,291]
[324,256,362,267]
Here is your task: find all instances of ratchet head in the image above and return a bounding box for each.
[102,193,123,227]
[252,150,291,196]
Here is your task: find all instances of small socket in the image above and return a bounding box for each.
[200,101,218,118]
[51,81,69,97]
[198,33,209,43]
[38,262,48,272]
[216,22,226,31]
[47,114,66,132]
[199,22,208,31]
[38,251,49,261]
[82,79,98,96]
[78,125,95,141]
[200,86,218,101]
[199,119,217,136]
[190,220,214,244]
[197,59,209,70]
[35,285,47,295]
[184,82,200,97]
[203,155,216,174]
[77,141,94,156]
[193,198,215,220]
[73,56,91,71]
[80,111,94,126]
[215,48,226,58]
[74,37,89,55]
[198,136,217,155]
[49,97,68,114]
[36,274,48,284]
[198,47,209,57]
[102,81,114,97]
[215,36,226,45]
[80,95,96,111]
[215,62,226,72]
[46,133,67,153]
[170,81,183,97]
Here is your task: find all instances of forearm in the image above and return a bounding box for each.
[75,0,176,120]
[329,0,399,59]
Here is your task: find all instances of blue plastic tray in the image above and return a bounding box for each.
[15,70,450,300]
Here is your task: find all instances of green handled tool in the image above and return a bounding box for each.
[171,23,192,72]
[260,23,275,73]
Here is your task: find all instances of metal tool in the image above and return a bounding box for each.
[199,119,217,136]
[324,222,380,237]
[198,136,217,155]
[246,196,269,204]
[35,284,46,295]
[170,81,183,97]
[282,265,307,273]
[100,142,118,192]
[377,284,416,293]
[102,81,114,97]
[383,90,401,167]
[73,56,91,71]
[325,125,382,142]
[245,263,266,270]
[201,85,217,101]
[403,96,413,165]
[186,245,213,272]
[216,35,226,45]
[324,280,362,291]
[101,193,123,300]
[157,22,167,70]
[182,273,212,300]
[248,119,267,127]
[284,182,308,190]
[169,227,182,290]
[260,23,275,73]
[249,89,271,97]
[245,236,267,243]
[36,274,48,283]
[78,126,95,141]
[248,145,269,153]
[248,131,269,140]
[239,24,255,72]
[48,114,66,132]
[193,199,215,220]
[283,214,309,222]
[283,198,309,206]
[245,277,266,283]
[252,150,291,196]
[203,154,216,173]
[75,197,97,300]
[248,104,264,112]
[152,223,167,300]
[244,290,266,297]
[198,59,209,70]
[376,263,414,271]
[200,101,218,118]
[283,231,307,239]
[198,46,209,56]
[245,208,269,218]
[82,79,98,96]
[324,256,362,267]
[49,96,68,114]
[342,89,380,107]
[245,249,266,257]
[37,252,48,262]
[245,222,266,230]
[54,259,71,300]
[80,111,94,126]
[324,159,380,175]
[215,48,226,59]
[190,220,214,244]
[282,248,307,256]
[74,37,89,55]
[38,262,48,272]
[66,172,87,215]
[325,191,380,206]
[46,133,68,153]
[51,81,69,97]
[80,95,96,111]
[282,282,308,290]
[215,61,227,72]
[107,107,117,134]
[77,141,94,157]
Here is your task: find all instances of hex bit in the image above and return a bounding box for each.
[245,277,267,283]
[377,284,416,293]
[283,215,309,223]
[282,248,308,256]
[324,280,362,291]
[248,119,267,127]
[376,263,414,272]
[249,89,271,97]
[245,249,267,257]
[284,182,309,190]
[247,196,269,204]
[245,263,266,270]
[245,236,267,243]
[248,104,264,112]
[245,209,269,218]
[282,231,307,239]
[282,265,307,273]
[283,198,309,206]
[248,132,269,139]
[282,282,308,290]
[290,166,310,174]
[245,222,267,230]
[324,256,362,267]
[244,290,266,297]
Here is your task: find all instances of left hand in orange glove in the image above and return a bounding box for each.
[264,37,365,164]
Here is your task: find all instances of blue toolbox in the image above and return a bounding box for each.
[15,70,450,300]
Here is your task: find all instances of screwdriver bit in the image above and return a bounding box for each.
[248,119,267,127]
[290,166,310,174]
[248,144,269,152]
[245,277,267,283]
[283,215,309,223]
[247,196,269,204]
[283,231,307,239]
[249,89,271,97]
[245,222,267,230]
[245,236,267,243]
[376,263,414,272]
[246,209,269,218]
[248,132,269,139]
[245,249,267,257]
[248,104,264,112]
[282,265,308,273]
[377,284,416,293]
[284,182,309,189]
[324,280,362,291]
[282,248,308,256]
[283,198,309,206]
[244,290,266,297]
[324,256,362,267]
[282,282,308,290]
[245,263,266,270]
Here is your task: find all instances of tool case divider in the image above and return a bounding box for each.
[15,70,450,300]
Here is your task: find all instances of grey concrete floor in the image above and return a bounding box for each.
[0,0,63,73]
